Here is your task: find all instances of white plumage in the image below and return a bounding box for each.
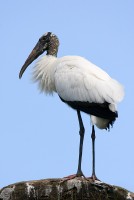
[19,32,124,180]
[33,55,124,129]
[33,55,124,103]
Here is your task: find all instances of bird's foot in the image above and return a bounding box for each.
[88,173,100,182]
[63,174,79,180]
[88,173,101,182]
[62,171,86,182]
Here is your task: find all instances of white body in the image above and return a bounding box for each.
[33,55,124,129]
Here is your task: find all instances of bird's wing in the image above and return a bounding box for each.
[54,56,124,104]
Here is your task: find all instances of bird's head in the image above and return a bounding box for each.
[19,32,59,79]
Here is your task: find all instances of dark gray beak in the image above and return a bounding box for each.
[19,40,47,79]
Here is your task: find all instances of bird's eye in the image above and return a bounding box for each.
[39,36,46,42]
[39,32,51,43]
[42,36,46,41]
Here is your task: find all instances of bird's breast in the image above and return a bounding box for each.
[32,55,57,94]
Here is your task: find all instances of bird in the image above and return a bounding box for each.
[19,32,124,180]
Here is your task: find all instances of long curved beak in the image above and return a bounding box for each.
[19,41,46,79]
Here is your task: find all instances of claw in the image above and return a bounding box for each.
[61,172,86,182]
[88,174,100,182]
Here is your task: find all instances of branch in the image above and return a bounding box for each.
[0,178,134,200]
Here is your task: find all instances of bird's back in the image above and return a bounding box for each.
[54,56,124,104]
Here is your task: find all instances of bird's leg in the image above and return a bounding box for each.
[90,125,99,181]
[63,110,85,181]
[76,110,85,177]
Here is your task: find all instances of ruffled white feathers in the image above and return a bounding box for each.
[33,55,124,129]
[33,55,124,103]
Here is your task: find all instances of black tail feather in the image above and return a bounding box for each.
[60,97,118,122]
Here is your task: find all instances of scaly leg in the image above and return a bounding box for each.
[63,110,85,180]
[90,125,99,181]
[76,110,85,176]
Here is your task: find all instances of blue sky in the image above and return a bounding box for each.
[1,0,134,192]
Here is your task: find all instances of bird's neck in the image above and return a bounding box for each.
[46,36,59,57]
[47,44,58,57]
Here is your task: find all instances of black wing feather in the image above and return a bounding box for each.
[60,97,118,120]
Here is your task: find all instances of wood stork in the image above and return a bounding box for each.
[19,32,124,180]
